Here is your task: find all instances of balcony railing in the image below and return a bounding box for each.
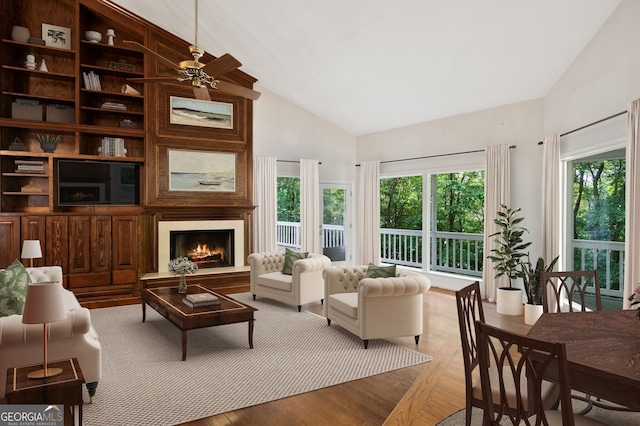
[276,223,625,299]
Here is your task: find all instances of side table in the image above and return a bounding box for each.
[5,358,85,426]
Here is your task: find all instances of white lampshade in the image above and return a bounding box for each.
[21,240,42,260]
[22,282,67,325]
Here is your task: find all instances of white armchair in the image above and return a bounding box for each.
[0,266,101,402]
[323,265,431,348]
[248,251,331,311]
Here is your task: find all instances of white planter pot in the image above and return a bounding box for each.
[496,287,524,316]
[524,303,544,325]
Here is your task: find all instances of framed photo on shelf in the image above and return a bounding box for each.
[42,23,71,50]
[168,149,236,192]
[169,96,233,129]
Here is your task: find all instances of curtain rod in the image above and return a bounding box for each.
[537,110,626,145]
[277,160,322,164]
[355,145,516,166]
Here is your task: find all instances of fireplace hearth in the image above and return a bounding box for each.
[170,229,234,269]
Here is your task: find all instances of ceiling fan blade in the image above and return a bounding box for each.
[123,40,181,70]
[200,53,242,77]
[193,86,211,101]
[215,81,261,100]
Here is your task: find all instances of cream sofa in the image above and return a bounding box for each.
[323,265,431,348]
[248,251,331,311]
[0,266,101,402]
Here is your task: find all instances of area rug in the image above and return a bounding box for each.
[437,397,640,425]
[83,293,431,425]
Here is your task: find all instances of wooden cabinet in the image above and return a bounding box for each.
[0,215,20,266]
[0,0,145,213]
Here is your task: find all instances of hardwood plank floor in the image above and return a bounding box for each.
[180,286,530,426]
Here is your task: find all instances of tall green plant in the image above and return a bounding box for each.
[487,204,531,288]
[521,255,559,305]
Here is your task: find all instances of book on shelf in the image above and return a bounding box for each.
[82,71,102,91]
[15,160,44,165]
[182,298,221,308]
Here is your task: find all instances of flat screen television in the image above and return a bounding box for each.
[57,159,140,206]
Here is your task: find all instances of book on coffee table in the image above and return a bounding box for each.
[182,293,220,308]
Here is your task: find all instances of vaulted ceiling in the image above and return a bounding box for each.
[111,0,621,136]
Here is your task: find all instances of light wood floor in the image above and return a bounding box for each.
[180,286,531,426]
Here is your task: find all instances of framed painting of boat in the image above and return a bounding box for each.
[168,149,236,192]
[169,96,233,129]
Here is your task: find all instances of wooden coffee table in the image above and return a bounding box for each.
[141,284,257,360]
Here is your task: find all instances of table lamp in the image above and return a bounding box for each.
[21,240,42,267]
[21,281,67,379]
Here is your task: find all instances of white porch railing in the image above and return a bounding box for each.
[276,223,625,299]
[276,222,345,250]
[572,239,625,298]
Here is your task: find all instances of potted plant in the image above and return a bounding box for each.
[37,134,62,153]
[521,254,559,324]
[487,204,531,315]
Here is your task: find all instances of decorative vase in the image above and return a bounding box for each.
[496,287,524,316]
[178,275,187,293]
[11,26,30,43]
[40,142,57,153]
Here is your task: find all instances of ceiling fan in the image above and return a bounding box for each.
[123,0,260,101]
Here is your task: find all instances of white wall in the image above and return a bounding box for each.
[253,84,357,183]
[544,0,640,134]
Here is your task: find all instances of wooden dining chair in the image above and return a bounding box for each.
[455,282,558,426]
[541,270,601,313]
[475,321,607,425]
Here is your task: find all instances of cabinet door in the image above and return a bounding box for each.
[68,216,91,274]
[0,216,21,268]
[20,216,45,267]
[112,215,138,285]
[91,215,111,273]
[45,216,68,272]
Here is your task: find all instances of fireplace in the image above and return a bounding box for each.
[170,229,233,269]
[158,220,245,273]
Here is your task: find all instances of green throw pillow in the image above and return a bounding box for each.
[366,263,397,278]
[0,259,32,317]
[282,248,309,275]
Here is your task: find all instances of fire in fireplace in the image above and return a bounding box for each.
[169,229,234,269]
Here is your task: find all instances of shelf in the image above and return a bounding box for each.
[1,65,75,81]
[2,192,49,196]
[80,40,144,56]
[1,39,76,57]
[2,91,75,105]
[2,172,49,177]
[80,63,144,78]
[81,89,142,100]
[81,106,144,116]
[0,150,143,163]
[77,125,145,138]
[0,118,77,132]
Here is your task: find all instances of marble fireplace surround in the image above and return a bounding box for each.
[157,220,245,273]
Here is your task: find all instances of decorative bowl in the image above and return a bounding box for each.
[85,31,102,43]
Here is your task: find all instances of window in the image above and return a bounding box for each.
[277,177,300,249]
[568,152,625,310]
[379,170,484,277]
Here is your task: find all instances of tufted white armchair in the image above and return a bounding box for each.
[0,266,101,402]
[323,265,431,348]
[248,251,331,311]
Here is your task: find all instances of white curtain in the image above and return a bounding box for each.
[300,159,320,253]
[624,99,640,308]
[541,133,561,265]
[357,161,380,265]
[252,157,277,253]
[482,145,511,301]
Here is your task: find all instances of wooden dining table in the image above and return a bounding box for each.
[527,309,640,411]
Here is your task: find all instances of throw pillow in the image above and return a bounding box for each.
[282,248,309,275]
[366,263,397,278]
[0,259,32,317]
